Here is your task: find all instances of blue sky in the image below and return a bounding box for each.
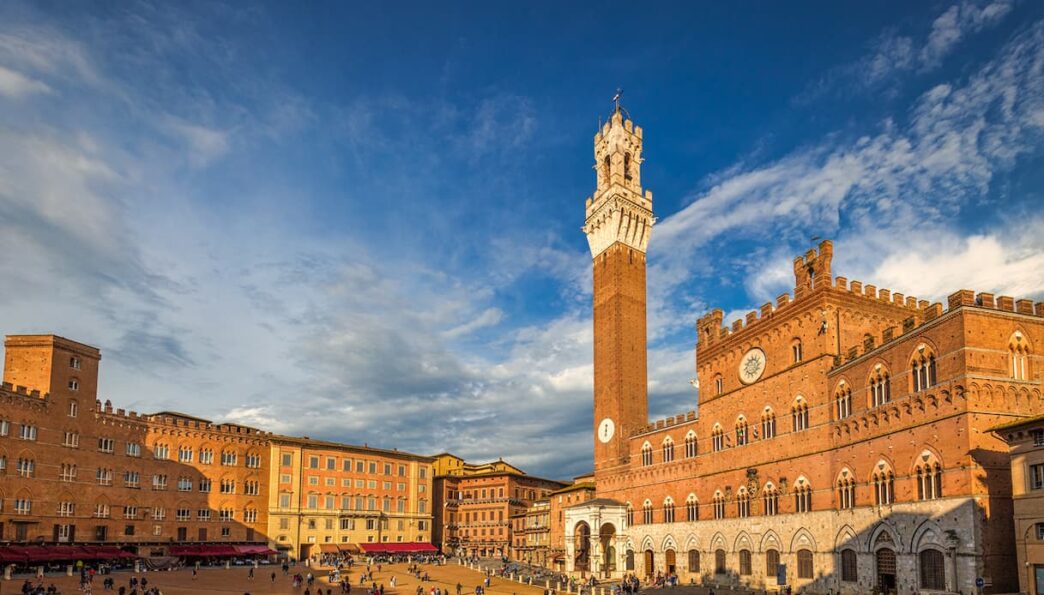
[1,1,1042,479]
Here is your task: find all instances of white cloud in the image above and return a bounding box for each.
[442,307,504,339]
[922,0,1014,67]
[0,64,51,98]
[866,231,1044,300]
[162,117,231,167]
[656,19,1044,296]
[801,0,1016,96]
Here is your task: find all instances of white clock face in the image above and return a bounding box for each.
[738,347,767,384]
[598,418,615,443]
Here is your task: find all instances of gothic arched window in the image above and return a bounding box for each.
[836,469,855,510]
[869,365,891,407]
[1010,331,1031,381]
[915,451,943,501]
[835,382,852,420]
[761,407,776,439]
[911,345,937,392]
[685,494,698,521]
[712,425,725,452]
[792,397,809,432]
[872,461,895,506]
[662,438,675,463]
[684,431,697,458]
[663,497,675,523]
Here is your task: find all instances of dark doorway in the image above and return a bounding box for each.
[876,548,897,594]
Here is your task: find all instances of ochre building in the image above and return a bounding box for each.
[432,453,566,558]
[266,436,434,560]
[993,414,1044,594]
[564,107,1043,595]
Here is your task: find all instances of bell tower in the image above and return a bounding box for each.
[583,105,653,475]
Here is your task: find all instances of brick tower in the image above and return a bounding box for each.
[583,105,654,475]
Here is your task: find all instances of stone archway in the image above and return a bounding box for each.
[599,523,617,578]
[575,522,591,573]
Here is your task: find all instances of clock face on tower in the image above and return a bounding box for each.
[738,347,767,384]
[598,418,615,443]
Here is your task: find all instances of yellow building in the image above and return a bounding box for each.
[994,414,1044,595]
[266,436,434,561]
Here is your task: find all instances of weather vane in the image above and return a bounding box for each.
[612,88,623,112]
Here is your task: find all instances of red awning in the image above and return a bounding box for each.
[13,546,67,562]
[90,546,136,559]
[360,542,438,554]
[0,547,26,563]
[48,546,92,560]
[202,545,238,557]
[234,545,276,556]
[169,545,204,556]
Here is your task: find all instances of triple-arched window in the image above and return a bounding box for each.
[662,438,675,463]
[736,487,750,518]
[915,451,943,500]
[872,461,895,505]
[684,431,697,458]
[1010,331,1031,381]
[792,397,809,432]
[912,345,937,391]
[641,442,653,467]
[685,494,698,521]
[761,407,776,439]
[663,497,675,523]
[835,382,852,420]
[793,477,812,513]
[712,491,725,520]
[712,425,725,452]
[642,500,653,524]
[869,365,891,406]
[836,469,856,510]
[735,416,749,446]
[762,483,778,516]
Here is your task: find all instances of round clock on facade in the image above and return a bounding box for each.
[738,347,767,384]
[598,418,615,443]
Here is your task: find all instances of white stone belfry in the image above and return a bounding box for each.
[583,108,654,258]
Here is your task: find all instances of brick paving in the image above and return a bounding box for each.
[1,561,554,595]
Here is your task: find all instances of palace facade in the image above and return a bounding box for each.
[266,436,434,560]
[432,454,566,558]
[0,334,434,561]
[564,107,1043,594]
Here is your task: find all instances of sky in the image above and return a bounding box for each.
[1,1,1042,479]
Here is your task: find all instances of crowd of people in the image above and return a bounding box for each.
[7,550,673,595]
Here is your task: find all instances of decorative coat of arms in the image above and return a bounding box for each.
[746,468,760,496]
